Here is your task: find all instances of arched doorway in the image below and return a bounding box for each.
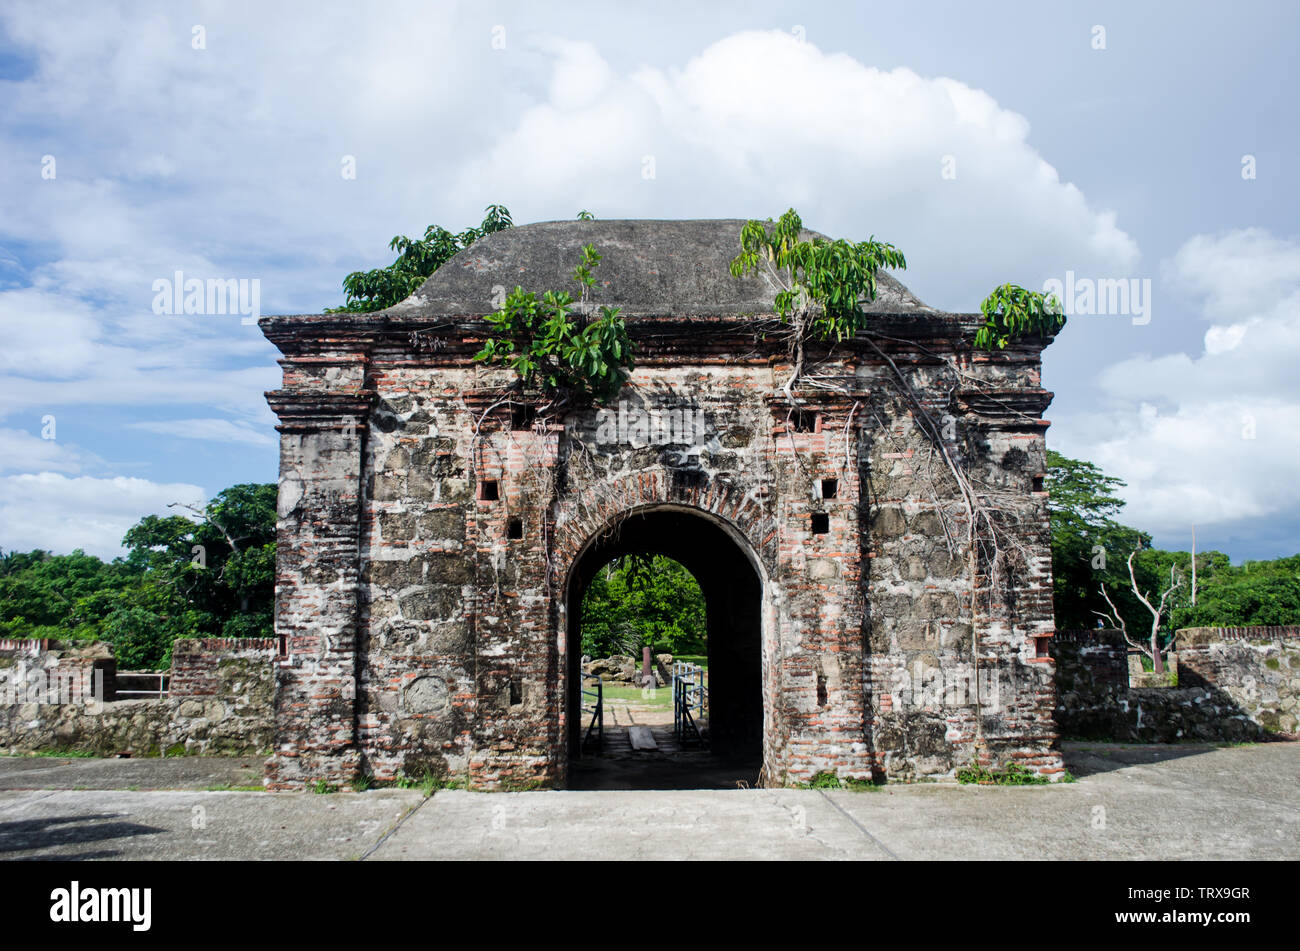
[564,505,766,787]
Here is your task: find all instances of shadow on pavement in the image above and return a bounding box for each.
[0,813,164,858]
[1060,740,1244,778]
[568,753,763,790]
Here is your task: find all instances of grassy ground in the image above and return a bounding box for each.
[599,684,674,710]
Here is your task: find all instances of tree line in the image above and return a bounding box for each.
[3,451,1295,669]
[0,484,275,669]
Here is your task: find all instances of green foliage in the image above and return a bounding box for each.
[0,549,139,640]
[0,483,278,669]
[579,555,706,657]
[729,208,907,343]
[975,283,1066,350]
[955,761,1052,785]
[1169,553,1300,630]
[1046,450,1152,634]
[804,771,845,789]
[475,243,633,408]
[842,776,883,791]
[799,771,882,790]
[1047,451,1300,640]
[391,768,461,794]
[328,204,513,313]
[101,605,175,671]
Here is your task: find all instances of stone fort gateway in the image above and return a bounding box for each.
[257,218,1062,790]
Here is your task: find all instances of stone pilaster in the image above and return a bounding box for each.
[264,385,372,789]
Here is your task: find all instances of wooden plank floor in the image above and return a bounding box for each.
[585,725,694,757]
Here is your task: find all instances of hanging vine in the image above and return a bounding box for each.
[728,208,906,403]
[730,209,1066,648]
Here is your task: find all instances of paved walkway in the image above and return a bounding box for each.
[1,742,1296,860]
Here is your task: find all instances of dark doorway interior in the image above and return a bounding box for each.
[565,507,763,789]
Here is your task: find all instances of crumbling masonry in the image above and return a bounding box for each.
[259,219,1063,789]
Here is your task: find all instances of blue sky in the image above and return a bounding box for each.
[1,1,1297,560]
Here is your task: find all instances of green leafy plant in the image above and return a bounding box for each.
[955,761,1053,785]
[390,768,461,795]
[804,770,844,789]
[729,208,906,397]
[474,243,633,411]
[329,204,514,313]
[842,776,884,791]
[974,283,1066,351]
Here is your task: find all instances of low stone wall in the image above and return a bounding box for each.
[1176,626,1300,735]
[1123,685,1263,743]
[1048,629,1128,739]
[1051,626,1299,742]
[0,637,275,757]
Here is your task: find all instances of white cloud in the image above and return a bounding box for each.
[1058,229,1300,535]
[0,427,103,473]
[128,418,276,447]
[0,472,205,558]
[457,30,1140,306]
[0,10,1152,556]
[0,288,103,378]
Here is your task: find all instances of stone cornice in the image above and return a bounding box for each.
[265,389,376,432]
[259,312,1055,366]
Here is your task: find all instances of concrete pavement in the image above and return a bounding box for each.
[1,742,1296,860]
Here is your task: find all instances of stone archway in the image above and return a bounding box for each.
[562,504,770,783]
[260,217,1067,791]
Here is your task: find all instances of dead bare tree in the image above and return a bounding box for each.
[1094,550,1183,674]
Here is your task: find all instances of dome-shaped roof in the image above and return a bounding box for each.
[381,219,936,319]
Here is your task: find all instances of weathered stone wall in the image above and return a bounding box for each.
[862,354,1059,781]
[1048,629,1129,739]
[1050,626,1298,741]
[1175,626,1300,735]
[0,638,275,757]
[259,219,1066,789]
[262,325,1062,787]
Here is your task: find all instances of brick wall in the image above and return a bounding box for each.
[263,309,1064,788]
[169,637,276,697]
[0,637,275,757]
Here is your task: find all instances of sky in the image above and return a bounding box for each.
[0,1,1297,561]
